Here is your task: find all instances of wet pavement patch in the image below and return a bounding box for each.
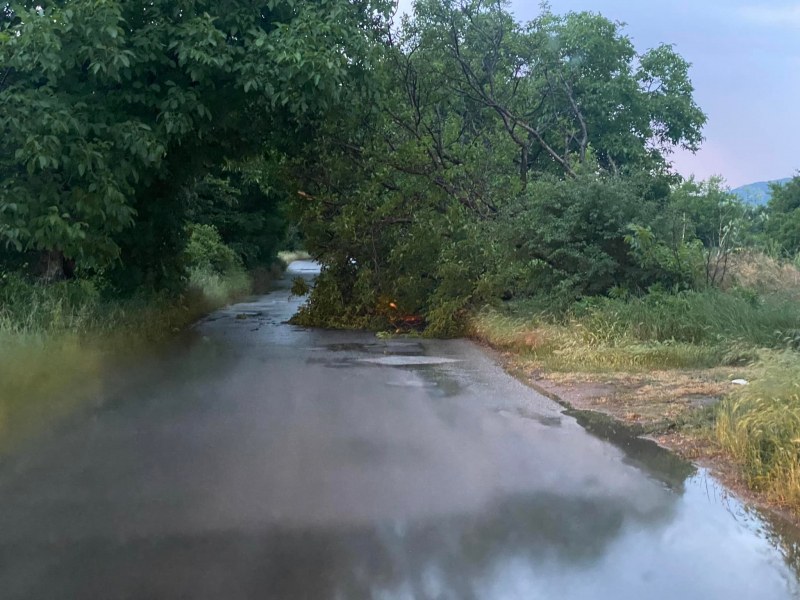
[235,312,263,320]
[322,342,426,355]
[358,356,462,366]
[566,408,696,491]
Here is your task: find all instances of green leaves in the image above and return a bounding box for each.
[1,0,388,274]
[290,2,710,331]
[765,176,800,256]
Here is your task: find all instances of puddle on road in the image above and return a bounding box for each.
[306,341,465,398]
[565,408,695,492]
[358,355,462,366]
[501,408,564,428]
[568,405,800,591]
[391,364,464,398]
[323,342,425,355]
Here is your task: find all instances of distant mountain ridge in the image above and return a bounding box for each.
[732,178,792,205]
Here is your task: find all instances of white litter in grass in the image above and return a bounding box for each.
[731,379,749,386]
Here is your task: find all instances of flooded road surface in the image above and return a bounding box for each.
[2,261,800,599]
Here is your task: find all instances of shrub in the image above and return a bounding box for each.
[185,224,243,277]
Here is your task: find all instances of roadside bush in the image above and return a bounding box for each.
[184,223,250,304]
[185,224,243,277]
[498,175,666,300]
[294,174,697,335]
[765,176,800,256]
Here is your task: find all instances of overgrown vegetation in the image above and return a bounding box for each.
[284,1,800,514]
[291,2,708,334]
[3,1,800,513]
[470,280,799,372]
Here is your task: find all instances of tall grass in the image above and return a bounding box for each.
[571,290,800,348]
[470,310,729,371]
[725,250,800,296]
[0,266,253,449]
[187,267,251,308]
[468,287,800,372]
[0,332,104,448]
[471,252,800,371]
[716,353,800,508]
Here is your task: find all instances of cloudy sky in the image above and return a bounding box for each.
[395,0,800,187]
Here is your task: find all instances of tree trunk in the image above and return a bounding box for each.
[38,250,75,282]
[520,144,528,187]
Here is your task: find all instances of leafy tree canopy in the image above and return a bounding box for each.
[290,0,708,332]
[1,0,726,334]
[765,175,800,256]
[0,0,389,278]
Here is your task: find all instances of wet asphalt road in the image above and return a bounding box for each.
[1,261,800,599]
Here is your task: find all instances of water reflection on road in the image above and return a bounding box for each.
[0,261,799,599]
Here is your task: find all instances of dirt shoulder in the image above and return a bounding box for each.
[490,347,800,528]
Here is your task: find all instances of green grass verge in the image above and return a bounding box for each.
[0,267,252,450]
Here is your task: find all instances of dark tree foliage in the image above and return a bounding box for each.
[2,0,722,333]
[290,1,708,334]
[0,0,388,287]
[184,166,287,269]
[765,176,800,257]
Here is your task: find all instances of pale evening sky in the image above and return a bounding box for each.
[395,0,800,188]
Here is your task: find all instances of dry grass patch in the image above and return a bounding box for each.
[725,250,800,297]
[469,310,732,372]
[510,361,737,431]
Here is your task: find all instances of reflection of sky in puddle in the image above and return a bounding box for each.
[386,365,464,399]
[324,342,425,355]
[297,476,798,599]
[359,356,462,366]
[309,342,466,399]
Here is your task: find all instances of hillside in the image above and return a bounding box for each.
[732,178,791,205]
